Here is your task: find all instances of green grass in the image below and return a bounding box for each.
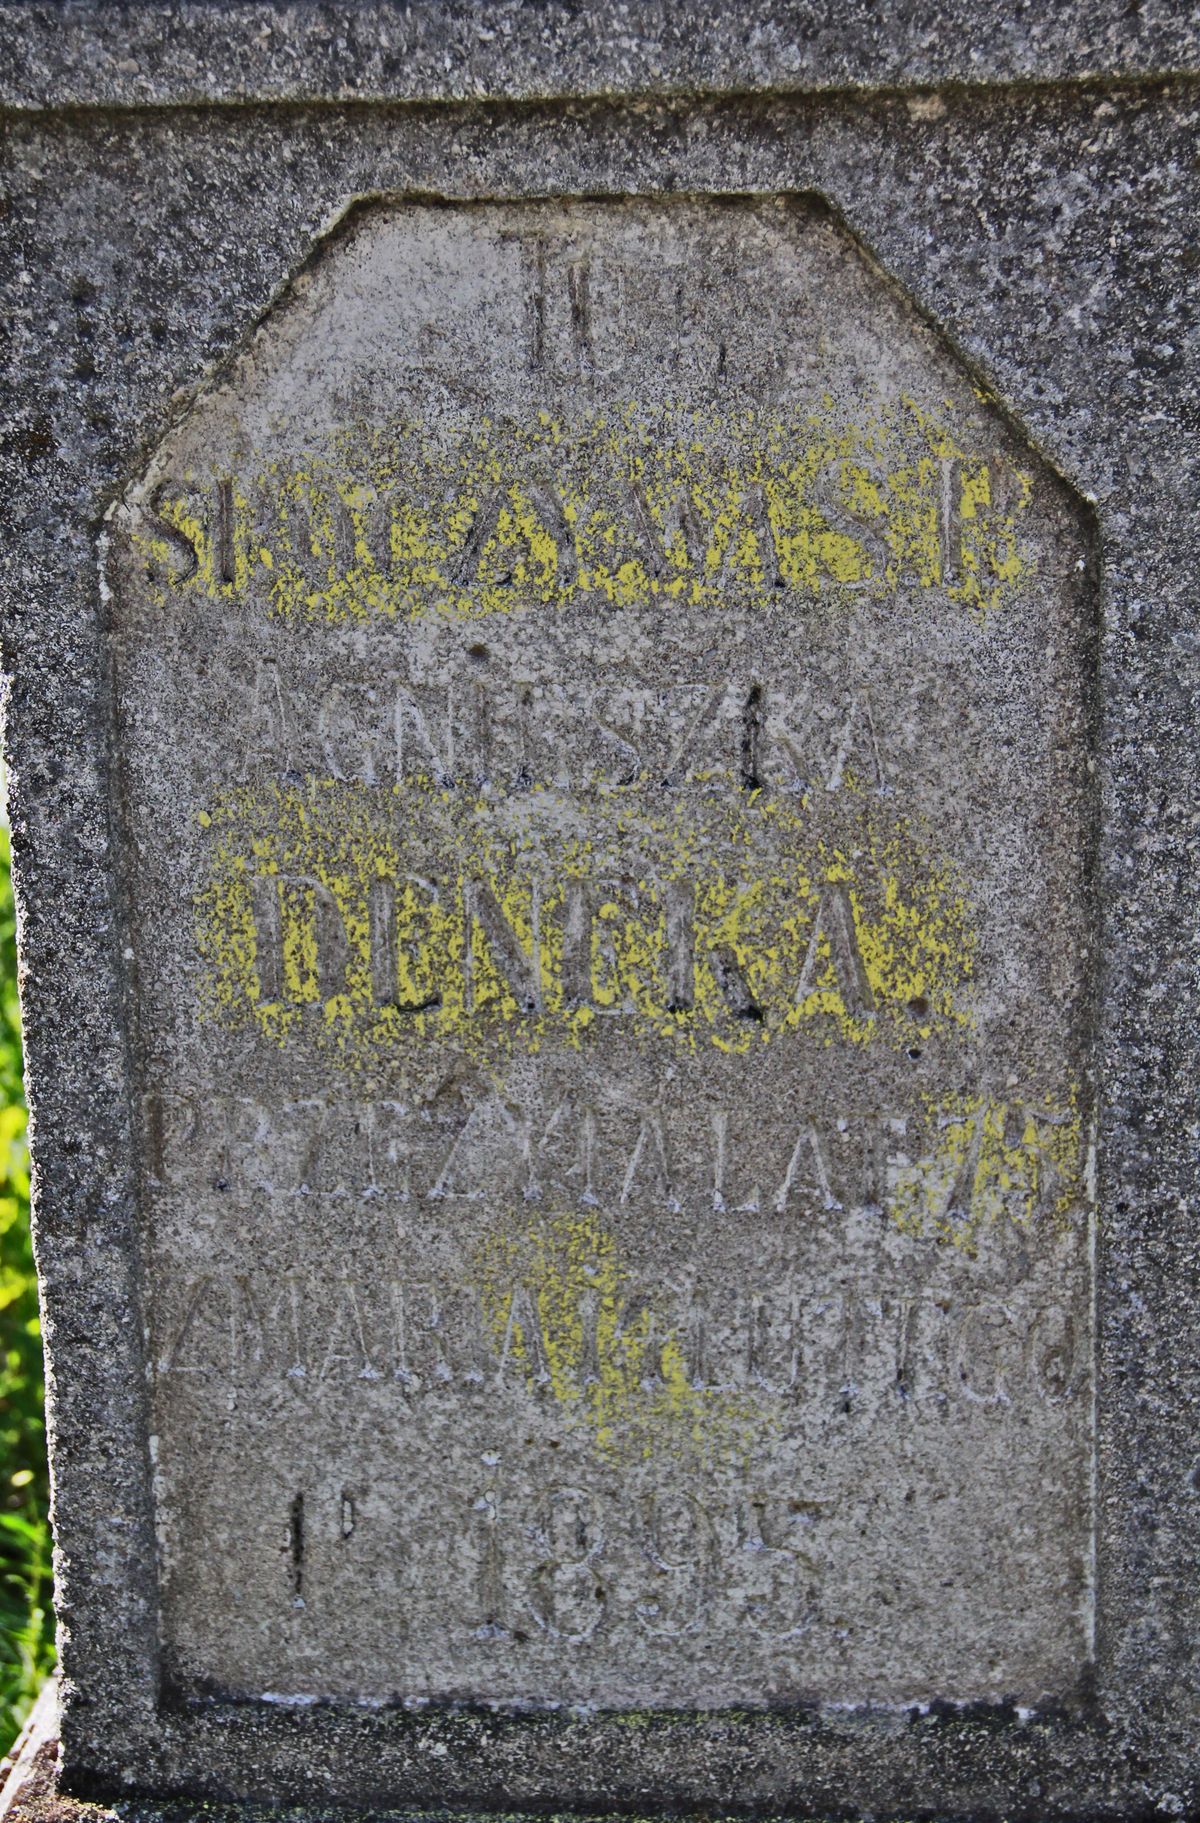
[0,827,54,1749]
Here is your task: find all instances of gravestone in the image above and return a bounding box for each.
[115,193,1096,1711]
[1,8,1198,1819]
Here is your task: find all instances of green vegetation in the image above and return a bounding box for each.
[0,827,53,1748]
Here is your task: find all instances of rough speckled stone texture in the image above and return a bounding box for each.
[1,5,1200,1818]
[0,1,1197,107]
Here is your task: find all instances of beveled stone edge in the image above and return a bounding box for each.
[0,0,1196,114]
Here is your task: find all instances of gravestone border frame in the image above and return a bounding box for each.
[36,176,1118,1809]
[1,15,1197,1816]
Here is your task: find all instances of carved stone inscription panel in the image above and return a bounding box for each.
[110,199,1095,1709]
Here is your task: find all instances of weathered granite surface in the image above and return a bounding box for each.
[1,4,1200,1818]
[0,1,1196,110]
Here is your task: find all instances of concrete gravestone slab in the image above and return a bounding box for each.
[108,197,1095,1712]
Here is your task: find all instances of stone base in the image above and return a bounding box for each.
[0,1684,862,1823]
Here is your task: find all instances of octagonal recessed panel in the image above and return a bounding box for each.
[109,197,1095,1710]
